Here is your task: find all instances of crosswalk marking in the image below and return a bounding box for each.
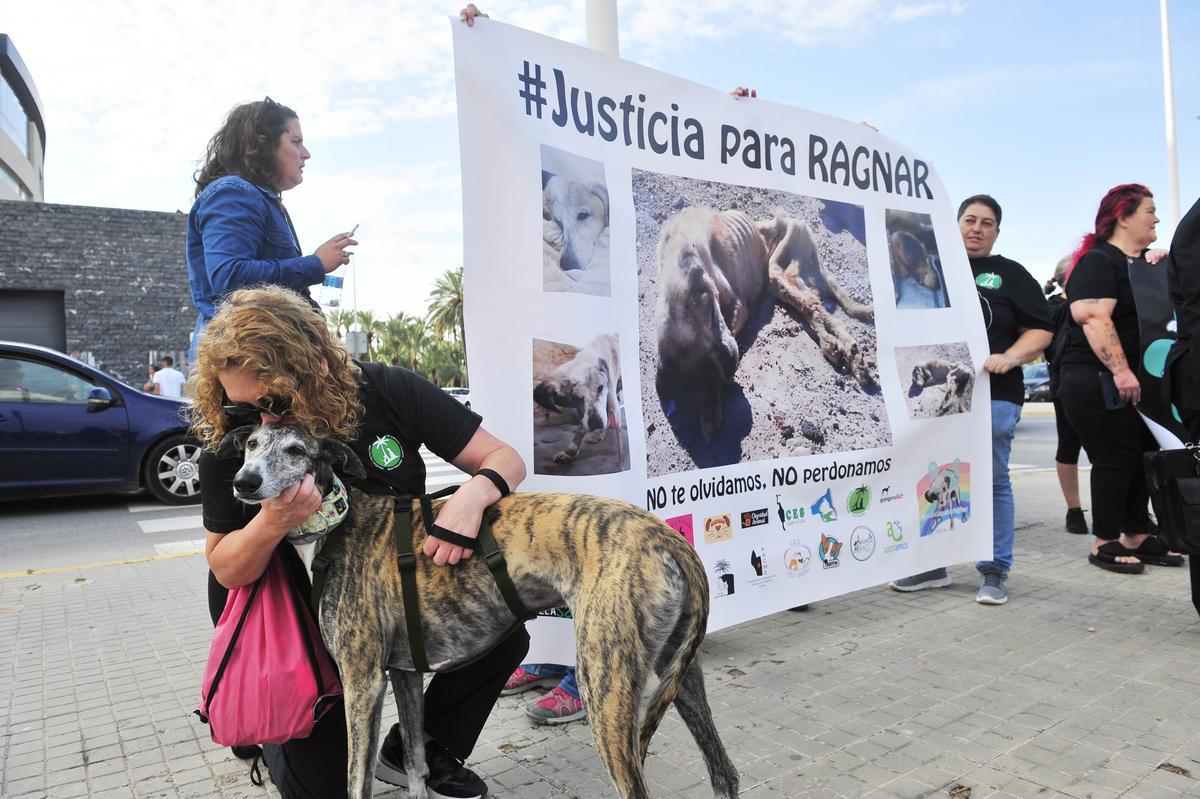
[154,539,206,556]
[138,515,204,534]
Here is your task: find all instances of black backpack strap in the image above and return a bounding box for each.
[395,495,430,673]
[197,573,264,722]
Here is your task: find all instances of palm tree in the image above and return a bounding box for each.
[401,320,430,373]
[354,310,384,361]
[427,267,467,384]
[378,314,414,366]
[326,308,354,340]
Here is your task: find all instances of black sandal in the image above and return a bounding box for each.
[1088,541,1145,574]
[1132,536,1185,567]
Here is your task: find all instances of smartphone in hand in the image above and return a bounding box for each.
[1099,370,1127,410]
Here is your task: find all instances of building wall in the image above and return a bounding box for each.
[0,34,45,202]
[0,200,192,383]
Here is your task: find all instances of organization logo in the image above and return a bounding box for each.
[847,485,871,517]
[818,532,843,569]
[918,459,973,536]
[741,508,770,529]
[783,542,812,576]
[850,526,876,561]
[703,514,733,545]
[810,488,838,523]
[665,514,694,546]
[750,549,767,577]
[369,435,404,470]
[713,559,735,597]
[883,519,909,554]
[975,272,1003,290]
[775,494,804,532]
[879,485,905,504]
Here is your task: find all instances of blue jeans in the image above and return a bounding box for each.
[523,663,578,699]
[980,400,1021,575]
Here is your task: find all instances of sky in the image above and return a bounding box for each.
[4,1,1198,320]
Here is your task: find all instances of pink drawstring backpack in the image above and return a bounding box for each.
[196,549,342,745]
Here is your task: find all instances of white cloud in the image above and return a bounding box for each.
[890,1,966,23]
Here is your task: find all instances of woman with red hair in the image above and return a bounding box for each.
[1058,184,1183,574]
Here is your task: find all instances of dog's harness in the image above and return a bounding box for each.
[310,482,535,674]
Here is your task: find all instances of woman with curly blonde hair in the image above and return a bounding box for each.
[194,285,527,799]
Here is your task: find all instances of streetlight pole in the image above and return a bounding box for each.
[585,0,619,56]
[1160,0,1181,230]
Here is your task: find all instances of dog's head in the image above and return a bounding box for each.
[543,175,609,272]
[910,364,934,392]
[217,424,367,504]
[655,226,741,441]
[534,357,613,432]
[889,231,940,290]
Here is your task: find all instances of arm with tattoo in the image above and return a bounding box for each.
[1070,296,1140,403]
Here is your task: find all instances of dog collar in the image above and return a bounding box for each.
[287,473,349,544]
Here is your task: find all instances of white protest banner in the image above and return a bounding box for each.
[452,19,992,663]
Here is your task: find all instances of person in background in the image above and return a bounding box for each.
[1164,194,1200,614]
[186,96,357,361]
[152,356,186,398]
[142,363,159,393]
[891,195,1052,604]
[1058,184,1182,574]
[1044,257,1089,535]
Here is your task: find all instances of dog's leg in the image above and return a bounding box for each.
[554,423,586,463]
[768,251,877,391]
[389,669,429,799]
[575,612,653,798]
[670,661,740,799]
[342,666,389,799]
[810,260,874,321]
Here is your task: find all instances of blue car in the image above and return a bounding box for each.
[0,341,202,504]
[1022,362,1051,402]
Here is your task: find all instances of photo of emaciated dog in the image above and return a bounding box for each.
[886,209,949,309]
[532,333,630,475]
[636,170,891,477]
[895,342,976,419]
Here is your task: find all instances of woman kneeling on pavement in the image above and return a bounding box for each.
[193,286,526,799]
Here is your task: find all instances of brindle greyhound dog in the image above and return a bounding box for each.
[219,423,739,799]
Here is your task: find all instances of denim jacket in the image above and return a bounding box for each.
[186,175,324,323]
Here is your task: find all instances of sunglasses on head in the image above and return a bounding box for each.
[220,393,293,419]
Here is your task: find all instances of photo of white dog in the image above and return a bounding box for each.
[532,333,630,475]
[541,144,610,296]
[896,342,976,419]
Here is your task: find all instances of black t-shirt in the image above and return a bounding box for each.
[1168,197,1200,412]
[1060,242,1142,371]
[199,361,482,534]
[972,254,1052,405]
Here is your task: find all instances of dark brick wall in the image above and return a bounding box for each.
[0,199,192,383]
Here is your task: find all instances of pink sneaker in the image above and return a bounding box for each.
[525,686,587,725]
[502,667,563,696]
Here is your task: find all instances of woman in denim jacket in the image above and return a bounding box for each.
[186,97,356,361]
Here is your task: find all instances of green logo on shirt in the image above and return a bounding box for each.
[369,435,404,470]
[976,273,1002,290]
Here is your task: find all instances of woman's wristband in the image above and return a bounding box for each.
[475,468,511,498]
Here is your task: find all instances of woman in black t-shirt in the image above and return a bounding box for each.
[1059,183,1182,575]
[191,285,526,799]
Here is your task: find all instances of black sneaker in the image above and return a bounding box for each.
[376,724,487,799]
[1065,508,1089,535]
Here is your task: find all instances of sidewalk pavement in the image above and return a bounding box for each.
[3,469,1200,799]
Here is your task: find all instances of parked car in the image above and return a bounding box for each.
[443,386,471,411]
[0,341,201,504]
[1022,362,1051,402]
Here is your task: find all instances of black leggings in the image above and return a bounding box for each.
[207,570,530,797]
[1052,398,1082,465]
[1058,365,1156,539]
